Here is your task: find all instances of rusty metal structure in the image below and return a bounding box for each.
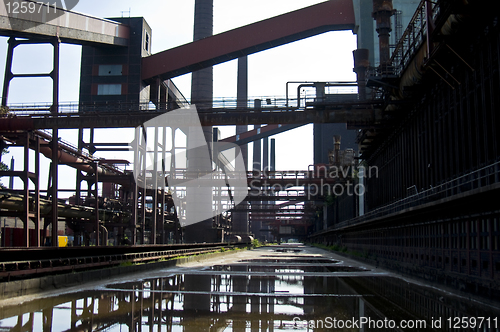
[0,0,499,298]
[0,0,366,248]
[310,0,500,299]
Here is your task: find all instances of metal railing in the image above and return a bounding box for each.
[334,160,500,230]
[2,93,368,118]
[390,0,441,77]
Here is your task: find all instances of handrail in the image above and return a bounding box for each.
[2,94,367,117]
[333,160,500,230]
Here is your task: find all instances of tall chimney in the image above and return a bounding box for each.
[372,0,394,69]
[185,0,215,243]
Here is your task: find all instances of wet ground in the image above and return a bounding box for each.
[0,244,499,331]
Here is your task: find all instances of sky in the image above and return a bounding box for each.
[0,0,357,194]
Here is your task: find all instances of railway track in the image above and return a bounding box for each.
[0,243,244,281]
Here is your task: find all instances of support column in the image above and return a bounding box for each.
[185,0,215,243]
[253,126,261,172]
[94,162,99,246]
[263,137,269,172]
[132,127,141,245]
[34,135,41,247]
[270,138,276,172]
[236,56,249,167]
[232,56,249,236]
[251,122,261,238]
[1,37,15,107]
[50,39,60,247]
[22,133,30,247]
[161,127,167,244]
[152,126,159,244]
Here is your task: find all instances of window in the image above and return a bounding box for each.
[145,30,150,52]
[99,65,122,76]
[97,84,122,95]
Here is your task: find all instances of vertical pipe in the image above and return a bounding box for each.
[51,39,60,247]
[94,162,99,246]
[132,127,140,245]
[161,127,167,244]
[353,49,370,101]
[236,56,249,168]
[186,0,214,242]
[152,126,159,244]
[23,133,29,247]
[1,37,15,107]
[372,0,394,69]
[253,125,261,172]
[8,157,14,189]
[171,128,179,243]
[141,132,147,244]
[34,136,40,247]
[191,0,214,146]
[270,139,276,172]
[263,137,269,172]
[76,129,84,206]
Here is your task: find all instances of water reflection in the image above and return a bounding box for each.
[0,252,499,331]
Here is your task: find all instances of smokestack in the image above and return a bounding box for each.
[372,0,394,69]
[185,0,215,243]
[353,49,370,100]
[191,0,213,118]
[233,56,250,235]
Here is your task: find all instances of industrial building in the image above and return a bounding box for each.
[0,0,499,303]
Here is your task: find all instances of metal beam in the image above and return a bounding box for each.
[141,0,355,81]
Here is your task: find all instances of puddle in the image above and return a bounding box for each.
[239,258,338,264]
[210,264,368,273]
[0,251,499,331]
[261,254,322,258]
[274,248,302,253]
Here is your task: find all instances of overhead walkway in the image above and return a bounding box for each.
[0,95,382,130]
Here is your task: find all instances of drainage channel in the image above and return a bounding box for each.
[0,245,499,331]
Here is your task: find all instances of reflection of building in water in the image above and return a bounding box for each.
[1,272,499,331]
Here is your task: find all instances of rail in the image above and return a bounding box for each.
[390,0,441,77]
[0,244,237,281]
[1,93,367,116]
[334,160,500,230]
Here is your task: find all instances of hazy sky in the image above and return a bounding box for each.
[0,0,357,192]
